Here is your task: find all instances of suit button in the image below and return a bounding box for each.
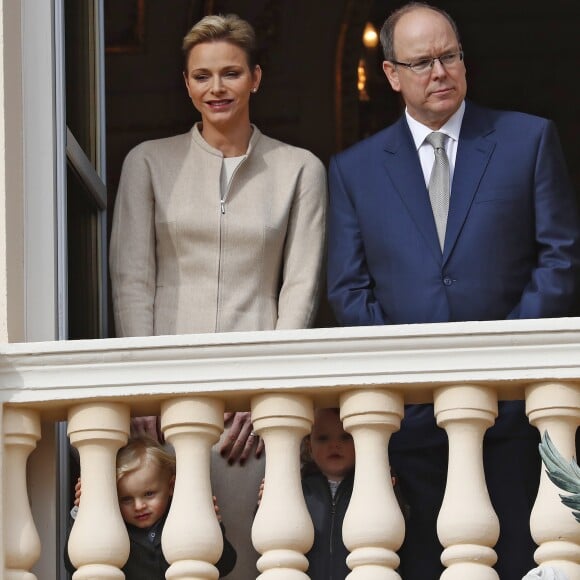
[443,277,453,286]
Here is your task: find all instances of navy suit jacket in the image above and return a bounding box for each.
[327,101,580,447]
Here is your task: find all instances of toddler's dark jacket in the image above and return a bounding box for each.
[65,505,236,579]
[302,467,354,580]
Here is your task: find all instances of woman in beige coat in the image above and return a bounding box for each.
[109,14,327,579]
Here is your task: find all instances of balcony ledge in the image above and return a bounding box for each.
[1,317,579,415]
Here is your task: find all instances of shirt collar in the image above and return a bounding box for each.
[405,100,465,150]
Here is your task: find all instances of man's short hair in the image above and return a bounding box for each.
[380,2,461,61]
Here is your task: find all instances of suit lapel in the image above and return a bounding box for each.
[443,103,496,263]
[382,117,442,264]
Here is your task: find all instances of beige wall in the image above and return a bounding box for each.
[0,0,25,344]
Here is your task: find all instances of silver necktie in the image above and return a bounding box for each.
[425,131,450,250]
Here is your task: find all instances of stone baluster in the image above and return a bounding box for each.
[160,396,224,580]
[526,381,580,579]
[251,393,314,579]
[3,407,41,580]
[340,388,405,580]
[434,384,499,580]
[67,402,130,580]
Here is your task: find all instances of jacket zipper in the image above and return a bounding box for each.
[215,155,247,330]
[328,483,342,580]
[219,155,247,216]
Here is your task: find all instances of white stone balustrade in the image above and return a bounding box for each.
[251,393,314,579]
[434,384,500,580]
[161,396,225,580]
[527,381,580,579]
[66,402,130,580]
[0,319,580,579]
[340,388,405,580]
[3,407,41,580]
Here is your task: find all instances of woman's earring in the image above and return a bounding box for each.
[251,87,258,93]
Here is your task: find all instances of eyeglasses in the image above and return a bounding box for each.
[390,51,464,74]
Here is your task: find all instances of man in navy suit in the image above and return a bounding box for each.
[327,3,580,579]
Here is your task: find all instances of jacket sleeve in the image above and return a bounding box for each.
[275,153,328,329]
[109,145,156,337]
[216,522,237,578]
[327,154,391,326]
[507,120,580,319]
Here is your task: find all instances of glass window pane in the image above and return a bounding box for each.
[65,0,97,165]
[67,163,101,339]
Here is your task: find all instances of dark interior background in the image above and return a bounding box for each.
[105,0,580,333]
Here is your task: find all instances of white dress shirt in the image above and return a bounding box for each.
[405,100,465,188]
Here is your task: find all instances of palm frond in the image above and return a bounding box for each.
[538,432,580,522]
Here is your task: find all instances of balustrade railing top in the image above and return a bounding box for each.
[1,317,580,412]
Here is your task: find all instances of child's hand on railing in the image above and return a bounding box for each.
[213,495,223,523]
[257,478,265,507]
[74,477,82,508]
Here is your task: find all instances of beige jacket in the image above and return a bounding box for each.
[110,124,327,337]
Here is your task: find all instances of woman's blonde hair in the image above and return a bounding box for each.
[182,14,258,71]
[116,436,176,482]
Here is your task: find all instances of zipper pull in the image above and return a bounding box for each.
[220,199,225,215]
